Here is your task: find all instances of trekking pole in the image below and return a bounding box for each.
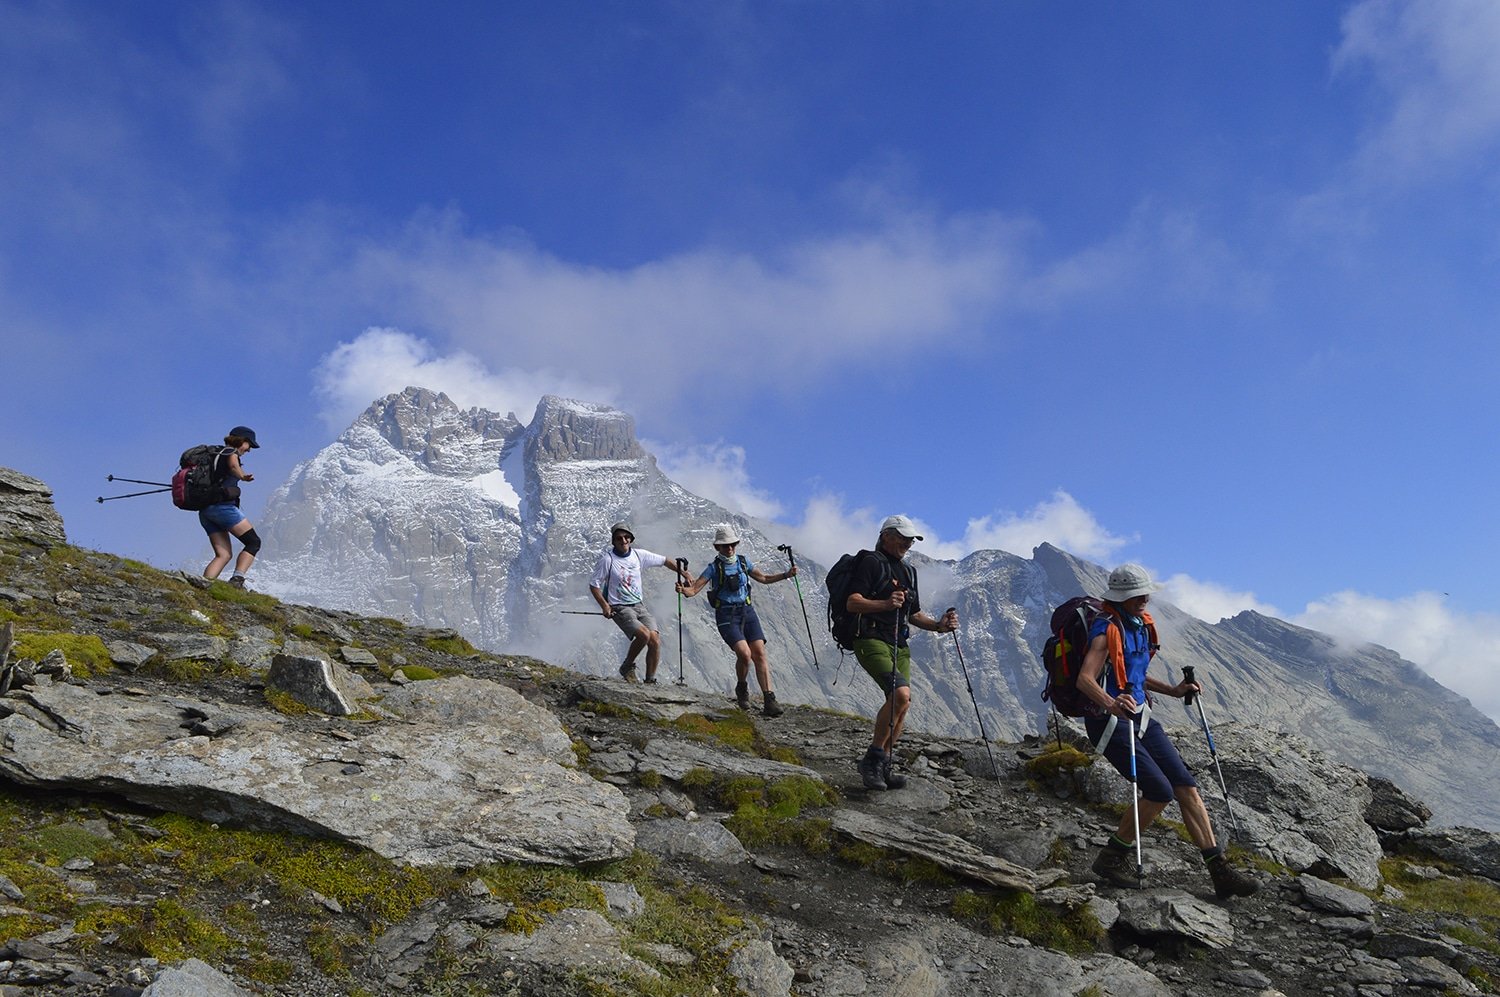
[560,610,609,616]
[675,558,688,686]
[1182,665,1242,840]
[97,488,171,503]
[107,475,173,487]
[888,590,905,759]
[946,606,998,780]
[1127,714,1144,887]
[776,544,819,670]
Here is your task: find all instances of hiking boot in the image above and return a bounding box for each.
[881,756,907,789]
[1091,843,1143,889]
[761,692,784,718]
[1207,856,1260,899]
[858,747,888,790]
[735,681,750,711]
[618,660,638,683]
[228,575,246,590]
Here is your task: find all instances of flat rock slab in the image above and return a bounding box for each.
[577,677,717,722]
[1116,891,1235,949]
[0,677,631,867]
[637,737,826,785]
[830,809,1035,892]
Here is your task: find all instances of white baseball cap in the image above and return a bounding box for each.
[879,514,923,540]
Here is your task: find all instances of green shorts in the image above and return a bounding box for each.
[853,638,910,691]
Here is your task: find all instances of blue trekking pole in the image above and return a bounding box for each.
[1127,715,1144,887]
[1183,665,1241,839]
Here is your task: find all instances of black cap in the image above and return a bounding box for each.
[230,426,260,448]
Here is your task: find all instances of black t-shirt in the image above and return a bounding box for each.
[850,548,920,646]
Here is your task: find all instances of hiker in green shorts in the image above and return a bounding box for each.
[846,515,958,790]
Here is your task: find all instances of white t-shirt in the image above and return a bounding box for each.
[590,547,668,606]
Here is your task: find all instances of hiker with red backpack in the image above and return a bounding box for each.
[841,515,958,791]
[195,427,262,588]
[1074,563,1258,899]
[676,524,797,718]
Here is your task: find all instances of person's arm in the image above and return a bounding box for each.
[910,608,958,633]
[1145,673,1198,699]
[847,589,903,614]
[659,558,692,584]
[1078,633,1136,716]
[225,452,254,482]
[678,572,709,598]
[748,565,795,584]
[589,585,613,616]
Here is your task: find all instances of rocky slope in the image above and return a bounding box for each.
[254,389,1500,830]
[2,468,1500,996]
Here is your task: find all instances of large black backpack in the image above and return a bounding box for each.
[172,445,235,511]
[825,550,907,651]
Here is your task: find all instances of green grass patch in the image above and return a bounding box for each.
[668,710,804,765]
[11,632,113,678]
[576,699,643,721]
[397,664,441,681]
[205,581,282,619]
[1379,857,1500,953]
[423,634,478,656]
[115,896,233,962]
[952,889,1104,953]
[1022,743,1092,779]
[263,687,314,715]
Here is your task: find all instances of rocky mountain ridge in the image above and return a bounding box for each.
[3,466,1500,996]
[256,388,1500,830]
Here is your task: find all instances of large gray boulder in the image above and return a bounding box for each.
[0,467,66,548]
[1173,724,1383,889]
[0,676,630,866]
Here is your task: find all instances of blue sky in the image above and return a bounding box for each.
[4,1,1499,720]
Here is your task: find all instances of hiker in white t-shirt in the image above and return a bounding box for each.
[589,522,691,683]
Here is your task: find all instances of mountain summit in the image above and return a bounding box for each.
[257,387,1500,828]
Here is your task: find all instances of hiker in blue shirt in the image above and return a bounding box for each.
[677,524,797,717]
[1076,563,1258,900]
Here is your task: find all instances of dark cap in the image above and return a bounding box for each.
[229,426,260,448]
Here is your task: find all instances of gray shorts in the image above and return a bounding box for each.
[610,603,657,638]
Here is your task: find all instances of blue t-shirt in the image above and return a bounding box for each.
[699,555,755,606]
[1089,613,1152,704]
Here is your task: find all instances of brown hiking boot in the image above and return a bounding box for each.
[1207,856,1260,899]
[1091,843,1143,889]
[618,660,638,683]
[228,575,246,589]
[761,692,784,718]
[735,681,750,710]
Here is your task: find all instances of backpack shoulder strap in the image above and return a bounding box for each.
[1100,605,1130,691]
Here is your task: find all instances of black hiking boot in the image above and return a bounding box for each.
[642,676,658,685]
[735,681,750,711]
[1207,855,1260,899]
[761,692,784,718]
[618,660,638,683]
[881,755,907,789]
[858,746,888,791]
[228,575,246,590]
[1091,843,1142,889]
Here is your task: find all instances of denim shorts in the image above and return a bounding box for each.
[1084,714,1199,803]
[714,603,765,647]
[198,502,245,535]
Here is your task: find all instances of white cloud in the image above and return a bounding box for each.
[652,441,786,521]
[1334,0,1500,183]
[950,490,1133,562]
[1292,590,1500,724]
[343,207,1026,410]
[313,327,615,431]
[1160,574,1281,624]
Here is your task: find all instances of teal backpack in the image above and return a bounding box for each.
[707,555,752,609]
